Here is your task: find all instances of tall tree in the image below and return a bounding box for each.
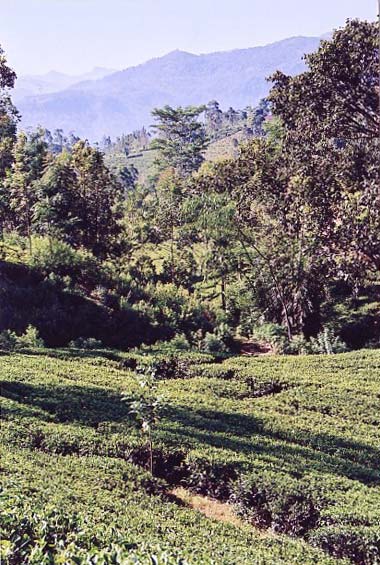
[205,100,223,135]
[0,44,19,236]
[33,151,79,243]
[192,138,336,338]
[0,44,18,179]
[269,20,379,142]
[7,131,47,252]
[71,141,124,257]
[151,105,208,177]
[269,19,380,278]
[153,167,184,283]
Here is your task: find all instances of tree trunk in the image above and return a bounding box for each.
[148,432,153,475]
[221,274,226,311]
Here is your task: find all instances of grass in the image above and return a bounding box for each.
[1,347,379,563]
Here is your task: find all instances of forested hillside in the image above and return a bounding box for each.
[0,19,378,354]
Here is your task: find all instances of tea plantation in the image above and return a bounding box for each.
[1,348,379,564]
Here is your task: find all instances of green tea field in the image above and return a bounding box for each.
[1,348,379,564]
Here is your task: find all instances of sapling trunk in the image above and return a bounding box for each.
[148,429,153,475]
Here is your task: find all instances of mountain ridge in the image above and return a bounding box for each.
[17,35,323,140]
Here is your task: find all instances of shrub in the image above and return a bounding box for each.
[252,323,288,354]
[167,333,191,351]
[215,322,234,350]
[286,334,314,355]
[1,494,182,565]
[119,356,139,370]
[243,377,285,398]
[0,329,18,351]
[251,325,347,356]
[1,501,88,565]
[185,456,238,500]
[230,472,323,536]
[151,356,190,380]
[193,364,236,380]
[0,325,44,351]
[0,260,158,349]
[28,237,111,293]
[69,337,104,350]
[201,332,227,353]
[309,525,380,565]
[15,325,45,349]
[309,328,347,355]
[136,282,214,341]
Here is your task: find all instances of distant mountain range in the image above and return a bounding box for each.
[16,36,323,140]
[13,68,117,102]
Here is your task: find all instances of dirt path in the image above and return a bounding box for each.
[171,487,273,539]
[171,487,244,526]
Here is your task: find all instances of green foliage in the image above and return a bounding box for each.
[270,19,378,141]
[5,130,47,251]
[1,25,379,350]
[285,334,314,355]
[151,105,208,176]
[33,150,79,241]
[309,525,380,565]
[309,328,347,355]
[201,332,228,353]
[231,471,323,535]
[125,364,165,474]
[166,333,192,351]
[69,337,104,350]
[1,348,379,563]
[0,325,44,351]
[28,236,109,291]
[252,323,288,354]
[0,258,159,349]
[0,329,17,351]
[0,44,18,181]
[15,324,44,349]
[269,19,380,280]
[3,134,125,258]
[0,21,379,565]
[251,325,347,356]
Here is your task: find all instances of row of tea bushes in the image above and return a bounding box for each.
[1,348,380,563]
[1,447,342,565]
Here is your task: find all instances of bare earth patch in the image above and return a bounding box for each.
[171,487,272,539]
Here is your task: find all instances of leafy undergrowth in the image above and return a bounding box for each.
[1,348,380,564]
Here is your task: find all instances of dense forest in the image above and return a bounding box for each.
[0,19,378,354]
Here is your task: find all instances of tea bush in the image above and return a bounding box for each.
[308,526,380,565]
[230,471,323,536]
[1,348,379,563]
[1,448,339,565]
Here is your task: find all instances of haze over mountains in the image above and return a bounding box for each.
[13,68,117,103]
[17,36,323,140]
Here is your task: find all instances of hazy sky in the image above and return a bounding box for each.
[0,0,377,76]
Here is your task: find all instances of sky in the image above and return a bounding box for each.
[0,0,377,76]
